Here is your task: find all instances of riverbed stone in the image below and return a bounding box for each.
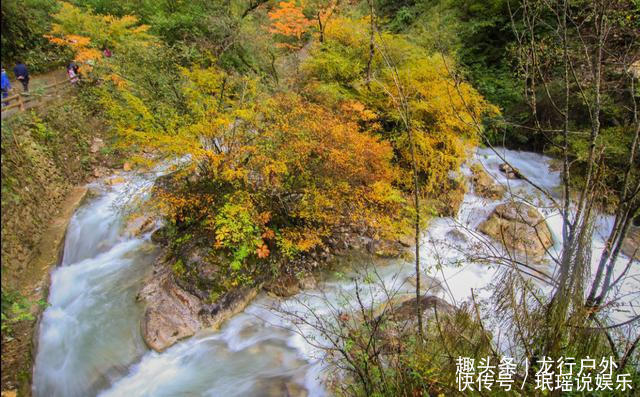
[138,258,257,352]
[478,201,552,259]
[498,163,523,179]
[386,295,455,323]
[373,295,455,352]
[470,163,505,200]
[264,274,301,297]
[124,215,156,237]
[138,269,204,352]
[405,275,443,294]
[446,228,469,243]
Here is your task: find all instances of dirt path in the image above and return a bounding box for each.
[2,69,71,119]
[6,69,68,95]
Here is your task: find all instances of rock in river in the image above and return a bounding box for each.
[498,163,523,179]
[470,162,505,200]
[138,258,257,352]
[478,201,553,259]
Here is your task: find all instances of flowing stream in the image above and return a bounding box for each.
[33,148,639,397]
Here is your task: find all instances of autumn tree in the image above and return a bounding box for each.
[97,56,409,292]
[45,2,153,73]
[301,17,498,206]
[268,1,313,50]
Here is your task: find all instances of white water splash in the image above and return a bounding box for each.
[34,148,638,397]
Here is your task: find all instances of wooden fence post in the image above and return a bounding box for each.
[18,94,24,111]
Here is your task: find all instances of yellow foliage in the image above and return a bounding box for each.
[302,17,499,199]
[45,2,154,72]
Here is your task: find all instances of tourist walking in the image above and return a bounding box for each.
[67,63,79,85]
[13,61,29,92]
[1,67,11,106]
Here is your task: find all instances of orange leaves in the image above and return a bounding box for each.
[244,93,405,245]
[262,228,276,240]
[75,48,103,63]
[340,100,378,123]
[255,244,270,258]
[45,33,101,64]
[257,212,272,225]
[268,1,313,49]
[109,73,126,88]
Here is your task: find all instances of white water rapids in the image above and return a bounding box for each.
[32,148,639,396]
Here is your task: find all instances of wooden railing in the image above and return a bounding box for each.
[1,78,73,115]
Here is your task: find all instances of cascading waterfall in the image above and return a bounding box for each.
[32,176,158,397]
[32,148,638,396]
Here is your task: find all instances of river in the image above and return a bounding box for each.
[32,148,639,396]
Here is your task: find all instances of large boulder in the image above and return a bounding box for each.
[478,201,553,259]
[138,270,204,352]
[138,258,257,352]
[470,163,505,200]
[385,295,455,324]
[373,295,455,352]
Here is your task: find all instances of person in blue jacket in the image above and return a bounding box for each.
[1,67,11,106]
[13,61,29,92]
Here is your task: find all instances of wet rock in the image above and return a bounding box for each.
[298,274,317,290]
[106,176,125,186]
[470,163,505,200]
[372,295,455,350]
[446,228,468,243]
[138,268,203,352]
[284,382,308,397]
[386,295,455,324]
[264,274,301,297]
[257,378,308,397]
[139,258,257,352]
[124,215,156,237]
[478,201,552,259]
[499,163,523,179]
[200,287,258,330]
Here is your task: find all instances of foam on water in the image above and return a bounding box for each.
[34,148,638,397]
[33,176,157,397]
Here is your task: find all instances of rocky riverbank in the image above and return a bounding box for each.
[0,99,127,395]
